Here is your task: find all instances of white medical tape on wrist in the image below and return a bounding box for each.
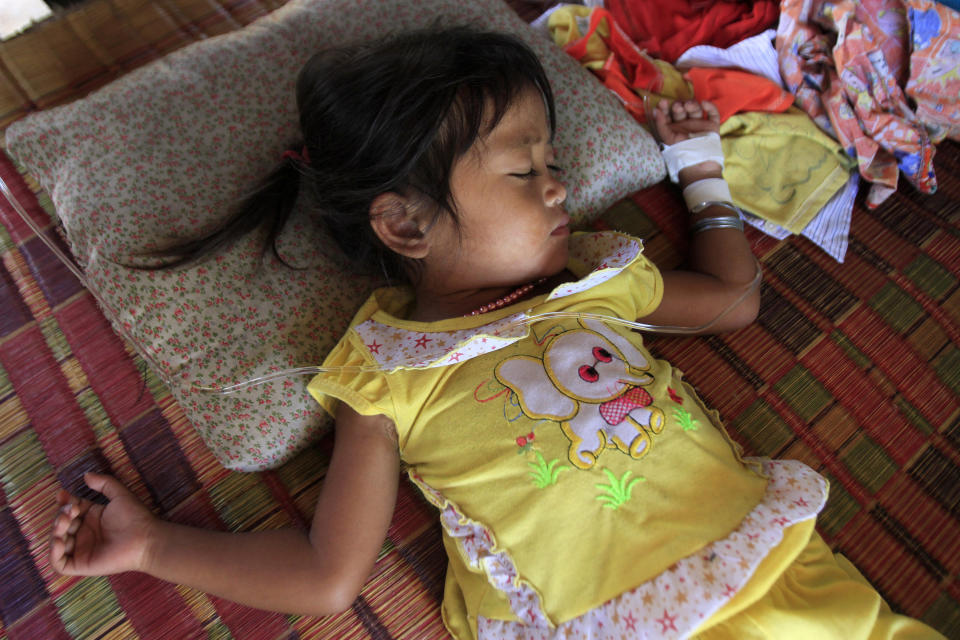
[682,178,732,210]
[661,132,725,183]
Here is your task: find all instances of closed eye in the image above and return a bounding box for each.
[510,165,564,180]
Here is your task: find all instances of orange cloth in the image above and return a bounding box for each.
[685,67,795,123]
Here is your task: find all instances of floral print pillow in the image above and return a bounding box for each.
[5,0,664,470]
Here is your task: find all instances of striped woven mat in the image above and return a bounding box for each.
[0,0,958,638]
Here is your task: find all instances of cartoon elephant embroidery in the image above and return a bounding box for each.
[495,318,664,469]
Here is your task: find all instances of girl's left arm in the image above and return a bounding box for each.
[636,101,761,334]
[639,192,761,333]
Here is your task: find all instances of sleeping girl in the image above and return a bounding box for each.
[49,26,943,639]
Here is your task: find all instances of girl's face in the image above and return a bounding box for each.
[423,86,570,294]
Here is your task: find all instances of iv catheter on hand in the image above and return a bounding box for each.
[191,259,762,395]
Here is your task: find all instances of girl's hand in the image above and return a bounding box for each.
[49,472,157,576]
[651,99,723,186]
[650,99,720,145]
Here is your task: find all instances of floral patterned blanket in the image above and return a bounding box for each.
[777,0,960,207]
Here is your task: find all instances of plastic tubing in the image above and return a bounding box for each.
[0,172,763,397]
[192,259,762,395]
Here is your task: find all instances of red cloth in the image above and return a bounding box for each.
[555,7,792,124]
[605,0,779,63]
[685,67,795,122]
[559,7,664,122]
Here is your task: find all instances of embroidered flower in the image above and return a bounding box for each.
[516,431,535,451]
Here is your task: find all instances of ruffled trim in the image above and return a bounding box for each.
[409,471,550,627]
[546,232,640,300]
[352,232,643,372]
[427,458,826,639]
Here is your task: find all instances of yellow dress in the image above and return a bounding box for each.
[309,231,940,639]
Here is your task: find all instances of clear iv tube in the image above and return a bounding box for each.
[193,259,762,395]
[0,175,183,392]
[0,172,763,397]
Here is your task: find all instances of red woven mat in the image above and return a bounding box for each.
[0,1,958,638]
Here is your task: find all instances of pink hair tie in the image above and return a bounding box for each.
[281,146,310,165]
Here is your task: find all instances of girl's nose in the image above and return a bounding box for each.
[545,175,567,208]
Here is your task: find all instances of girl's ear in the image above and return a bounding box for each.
[369,193,432,259]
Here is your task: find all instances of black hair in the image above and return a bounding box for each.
[162,26,556,284]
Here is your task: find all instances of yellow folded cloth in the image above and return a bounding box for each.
[720,108,856,233]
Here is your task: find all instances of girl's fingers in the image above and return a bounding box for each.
[52,505,76,537]
[702,100,720,123]
[653,99,719,145]
[50,536,78,575]
[49,526,74,572]
[662,99,716,124]
[53,490,91,528]
[654,102,670,124]
[56,488,86,514]
[651,107,668,139]
[66,515,83,536]
[84,472,128,502]
[679,118,721,133]
[50,536,67,570]
[670,101,688,120]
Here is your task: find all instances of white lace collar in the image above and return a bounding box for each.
[354,232,643,371]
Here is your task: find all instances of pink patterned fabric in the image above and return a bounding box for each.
[777,0,960,208]
[598,386,653,425]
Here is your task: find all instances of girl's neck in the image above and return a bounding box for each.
[407,270,573,322]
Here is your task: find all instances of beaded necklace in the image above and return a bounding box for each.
[465,278,547,317]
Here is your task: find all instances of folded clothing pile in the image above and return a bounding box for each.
[538,0,960,262]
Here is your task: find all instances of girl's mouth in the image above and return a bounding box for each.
[551,215,571,236]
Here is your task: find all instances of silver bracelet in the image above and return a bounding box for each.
[690,215,744,234]
[689,200,742,216]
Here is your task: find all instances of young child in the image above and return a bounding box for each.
[50,27,942,639]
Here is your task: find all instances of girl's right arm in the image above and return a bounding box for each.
[49,405,400,617]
